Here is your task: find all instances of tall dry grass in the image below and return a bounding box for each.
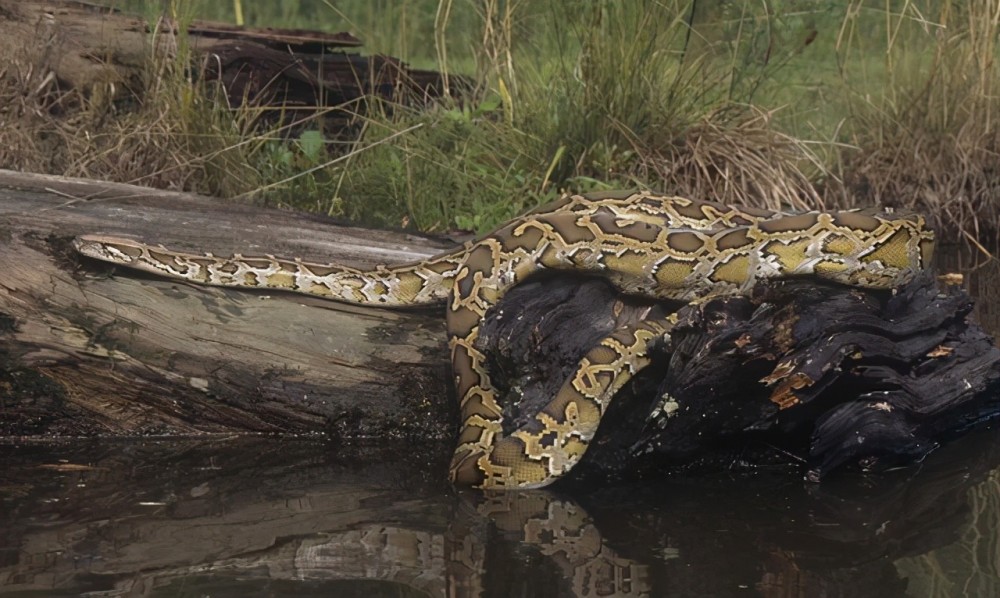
[3,1,1000,240]
[832,0,1000,240]
[330,0,832,230]
[0,13,273,198]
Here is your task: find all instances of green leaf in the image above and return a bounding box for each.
[297,130,325,161]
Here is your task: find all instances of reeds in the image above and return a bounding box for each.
[2,0,999,240]
[331,0,832,229]
[0,10,273,198]
[832,0,1000,240]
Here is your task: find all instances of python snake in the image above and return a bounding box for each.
[73,190,935,489]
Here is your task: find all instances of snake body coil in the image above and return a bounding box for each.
[74,190,935,489]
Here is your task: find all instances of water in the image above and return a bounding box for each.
[2,246,999,598]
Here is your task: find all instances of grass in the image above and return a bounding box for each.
[1,0,999,239]
[831,1,1000,238]
[0,10,272,197]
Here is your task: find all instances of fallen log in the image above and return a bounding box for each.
[2,170,998,482]
[0,170,456,439]
[0,1,469,139]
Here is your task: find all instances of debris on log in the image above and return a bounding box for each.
[0,0,470,138]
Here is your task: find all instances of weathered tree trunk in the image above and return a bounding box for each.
[0,170,457,439]
[0,0,467,137]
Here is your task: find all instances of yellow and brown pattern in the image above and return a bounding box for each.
[73,190,935,489]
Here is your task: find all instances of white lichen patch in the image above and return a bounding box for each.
[189,377,210,392]
[652,393,681,422]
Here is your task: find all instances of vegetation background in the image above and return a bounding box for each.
[4,0,1000,241]
[1,4,997,592]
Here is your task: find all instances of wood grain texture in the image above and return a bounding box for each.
[0,170,456,438]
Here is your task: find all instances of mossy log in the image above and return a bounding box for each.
[2,169,999,480]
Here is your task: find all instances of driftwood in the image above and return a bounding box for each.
[0,1,467,137]
[2,169,999,482]
[0,170,456,439]
[482,273,1000,483]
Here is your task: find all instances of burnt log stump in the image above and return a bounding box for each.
[478,272,1000,483]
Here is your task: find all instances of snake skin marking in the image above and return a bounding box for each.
[73,190,934,489]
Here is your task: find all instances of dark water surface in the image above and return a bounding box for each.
[2,246,999,597]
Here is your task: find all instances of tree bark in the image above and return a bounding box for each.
[0,170,457,438]
[0,1,465,137]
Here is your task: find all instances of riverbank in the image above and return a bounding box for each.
[2,0,997,240]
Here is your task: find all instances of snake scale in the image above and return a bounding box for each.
[73,190,935,489]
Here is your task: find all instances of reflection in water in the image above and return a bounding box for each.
[1,245,998,596]
[1,429,998,597]
[456,492,650,597]
[895,467,1000,598]
[937,243,1000,338]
